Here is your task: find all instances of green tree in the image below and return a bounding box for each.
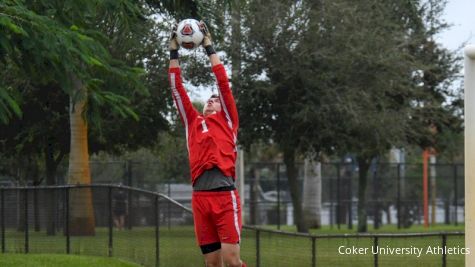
[236,0,461,233]
[1,1,122,235]
[1,0,168,235]
[237,0,319,233]
[315,0,461,232]
[0,0,108,123]
[317,0,421,233]
[0,85,70,234]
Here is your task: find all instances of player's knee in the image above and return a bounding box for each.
[223,257,242,267]
[205,259,221,267]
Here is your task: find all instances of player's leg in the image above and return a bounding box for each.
[221,243,245,267]
[193,192,223,267]
[202,243,223,267]
[215,190,246,267]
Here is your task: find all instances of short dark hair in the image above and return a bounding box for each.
[209,94,219,99]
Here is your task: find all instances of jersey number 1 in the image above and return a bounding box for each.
[201,120,209,133]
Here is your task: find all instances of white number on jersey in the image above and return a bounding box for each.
[201,120,209,133]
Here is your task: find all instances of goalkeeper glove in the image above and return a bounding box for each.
[199,21,216,56]
[169,24,179,59]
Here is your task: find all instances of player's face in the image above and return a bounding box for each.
[203,97,221,115]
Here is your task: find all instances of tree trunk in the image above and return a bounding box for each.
[67,82,95,236]
[444,198,450,224]
[283,147,307,233]
[357,156,371,233]
[17,189,25,232]
[45,141,64,236]
[371,159,380,229]
[250,168,260,225]
[303,156,322,229]
[336,163,348,226]
[231,0,241,92]
[16,158,32,232]
[386,204,391,225]
[32,164,41,232]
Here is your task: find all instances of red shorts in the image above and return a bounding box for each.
[191,190,242,246]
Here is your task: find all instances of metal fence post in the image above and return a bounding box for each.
[336,163,341,229]
[155,195,160,267]
[24,189,29,254]
[167,182,171,230]
[127,160,133,187]
[373,236,378,267]
[397,163,401,229]
[348,170,353,230]
[108,187,113,257]
[127,162,133,231]
[442,234,447,267]
[1,188,4,253]
[276,163,281,230]
[65,188,70,254]
[312,236,316,267]
[256,229,260,267]
[329,173,334,229]
[453,164,458,226]
[372,165,379,229]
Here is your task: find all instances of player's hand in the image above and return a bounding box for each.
[169,23,179,51]
[199,20,212,47]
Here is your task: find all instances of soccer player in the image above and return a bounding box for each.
[168,22,246,267]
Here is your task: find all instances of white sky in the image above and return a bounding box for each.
[190,0,475,102]
[437,0,475,51]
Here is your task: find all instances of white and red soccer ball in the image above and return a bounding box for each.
[176,19,204,50]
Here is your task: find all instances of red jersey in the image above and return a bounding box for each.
[168,64,239,185]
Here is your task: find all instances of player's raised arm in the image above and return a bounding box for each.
[168,24,198,126]
[200,21,239,130]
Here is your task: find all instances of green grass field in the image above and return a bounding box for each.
[0,254,141,267]
[263,223,465,234]
[2,224,465,267]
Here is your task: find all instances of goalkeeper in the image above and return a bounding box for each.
[168,21,246,267]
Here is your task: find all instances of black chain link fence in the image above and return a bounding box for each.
[0,161,464,229]
[242,226,464,267]
[244,162,464,229]
[0,185,197,266]
[0,185,465,267]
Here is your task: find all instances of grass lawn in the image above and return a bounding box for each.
[4,227,201,267]
[259,223,465,234]
[0,254,141,267]
[2,224,465,267]
[240,224,465,267]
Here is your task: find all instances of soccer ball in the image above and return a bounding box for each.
[176,19,204,50]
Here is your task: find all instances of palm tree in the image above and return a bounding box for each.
[63,0,207,234]
[67,81,96,235]
[1,0,221,235]
[1,0,157,235]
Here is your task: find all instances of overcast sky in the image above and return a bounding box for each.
[437,0,475,52]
